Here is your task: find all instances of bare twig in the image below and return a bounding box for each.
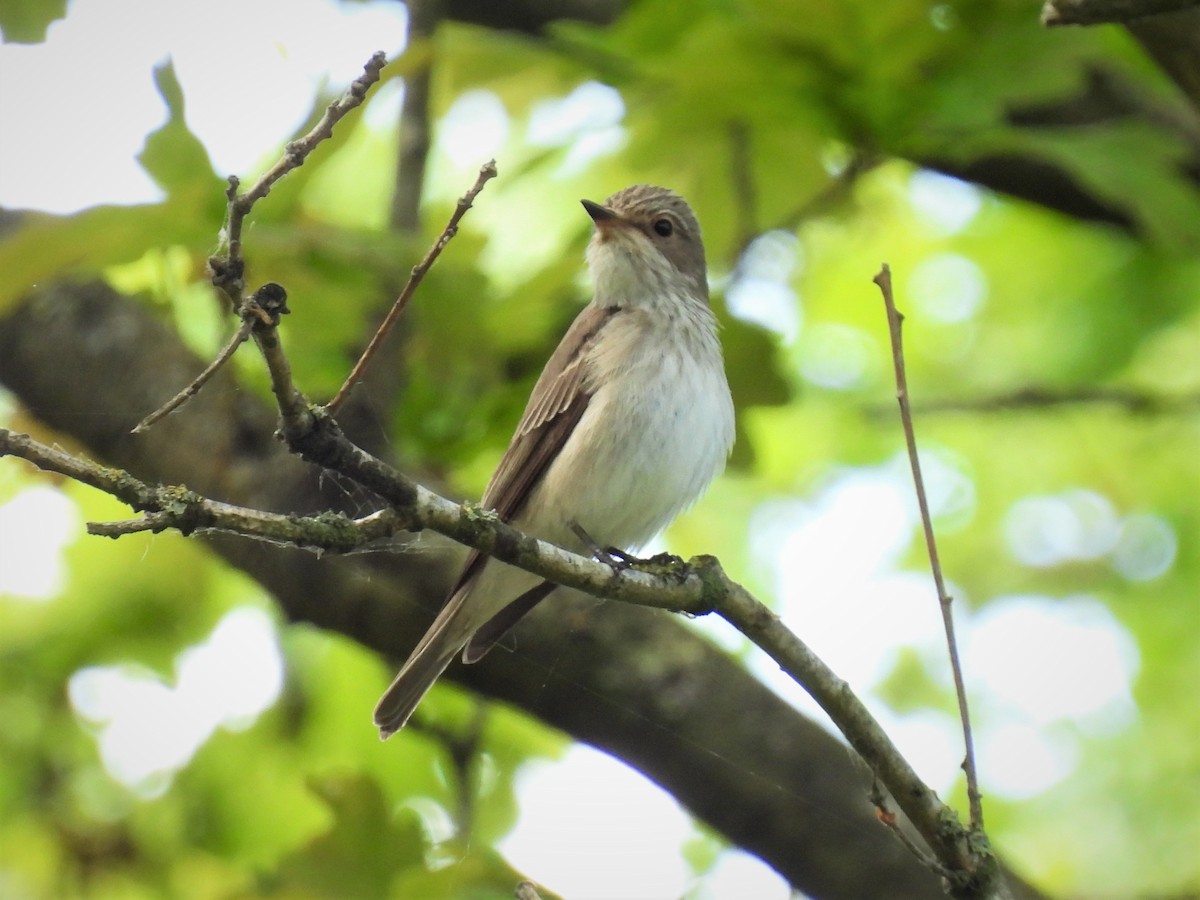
[324,160,499,414]
[223,52,387,272]
[212,51,388,307]
[873,263,983,832]
[134,281,298,437]
[90,510,187,537]
[132,315,256,434]
[134,53,387,433]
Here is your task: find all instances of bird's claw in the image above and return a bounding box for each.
[570,521,636,573]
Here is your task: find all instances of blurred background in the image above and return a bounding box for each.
[1,0,1198,897]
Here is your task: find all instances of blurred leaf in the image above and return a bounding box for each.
[0,62,224,312]
[0,0,66,43]
[271,772,426,897]
[138,61,223,203]
[0,204,213,312]
[172,726,328,868]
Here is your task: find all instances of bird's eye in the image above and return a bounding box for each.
[653,218,674,237]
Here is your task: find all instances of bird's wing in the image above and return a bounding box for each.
[444,303,619,604]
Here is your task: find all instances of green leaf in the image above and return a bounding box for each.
[0,202,214,313]
[272,772,427,896]
[137,61,224,203]
[0,0,67,43]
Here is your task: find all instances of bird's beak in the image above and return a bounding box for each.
[581,199,622,228]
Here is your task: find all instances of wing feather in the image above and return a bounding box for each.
[443,304,619,603]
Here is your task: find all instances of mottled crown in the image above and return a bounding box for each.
[605,185,701,235]
[603,185,707,288]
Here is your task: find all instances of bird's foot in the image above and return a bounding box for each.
[570,521,635,573]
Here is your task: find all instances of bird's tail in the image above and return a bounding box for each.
[374,560,543,738]
[373,634,461,740]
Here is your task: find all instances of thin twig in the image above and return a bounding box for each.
[873,263,983,832]
[324,160,499,414]
[90,510,183,536]
[136,53,387,433]
[234,51,386,211]
[213,51,388,308]
[132,317,255,433]
[134,283,292,435]
[225,53,387,270]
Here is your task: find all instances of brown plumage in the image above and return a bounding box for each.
[373,186,734,738]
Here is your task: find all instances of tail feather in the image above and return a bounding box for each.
[373,641,460,739]
[462,580,557,663]
[374,561,544,738]
[375,578,481,739]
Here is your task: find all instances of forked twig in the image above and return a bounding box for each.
[323,159,499,414]
[216,51,389,305]
[134,52,388,434]
[873,263,983,831]
[133,284,291,434]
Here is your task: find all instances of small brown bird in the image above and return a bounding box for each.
[374,185,734,738]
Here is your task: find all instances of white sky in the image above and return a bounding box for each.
[0,0,409,212]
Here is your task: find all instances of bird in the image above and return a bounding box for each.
[374,184,735,738]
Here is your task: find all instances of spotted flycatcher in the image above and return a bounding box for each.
[374,185,735,738]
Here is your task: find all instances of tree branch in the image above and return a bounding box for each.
[1,418,1008,895]
[1042,0,1200,26]
[3,277,1009,897]
[0,280,1047,900]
